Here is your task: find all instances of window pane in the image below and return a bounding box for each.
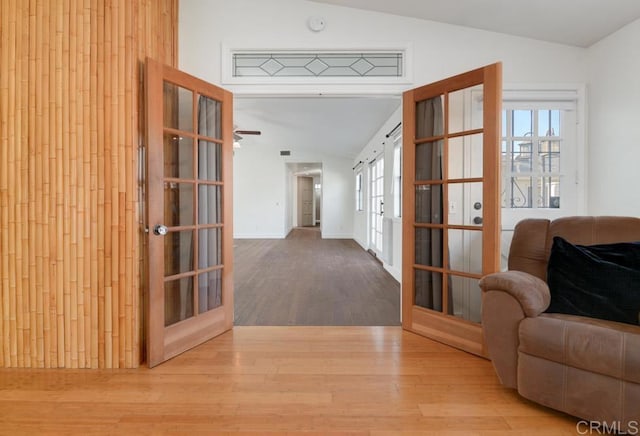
[509,176,533,208]
[536,176,561,208]
[511,140,533,173]
[501,110,507,137]
[512,110,533,137]
[501,107,567,211]
[538,109,561,137]
[537,140,560,173]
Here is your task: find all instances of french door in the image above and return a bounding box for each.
[145,58,234,367]
[369,156,384,256]
[402,63,502,357]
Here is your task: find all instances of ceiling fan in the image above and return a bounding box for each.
[233,127,261,141]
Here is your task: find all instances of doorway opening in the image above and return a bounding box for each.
[232,96,401,326]
[288,162,323,235]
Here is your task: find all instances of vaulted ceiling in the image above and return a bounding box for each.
[309,0,640,47]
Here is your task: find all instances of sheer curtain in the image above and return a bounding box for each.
[414,96,453,314]
[197,96,222,312]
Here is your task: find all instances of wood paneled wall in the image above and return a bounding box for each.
[0,0,178,368]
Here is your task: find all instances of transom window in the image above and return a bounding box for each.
[233,51,403,78]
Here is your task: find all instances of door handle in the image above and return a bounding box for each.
[380,201,384,216]
[153,224,169,236]
[472,216,483,225]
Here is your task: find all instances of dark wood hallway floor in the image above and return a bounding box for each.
[233,228,400,326]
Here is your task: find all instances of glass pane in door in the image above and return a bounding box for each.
[164,231,194,276]
[198,185,222,224]
[448,134,483,179]
[415,269,444,312]
[415,141,443,181]
[165,277,194,326]
[198,228,222,269]
[164,134,194,178]
[164,182,194,227]
[196,96,221,139]
[416,96,444,138]
[198,141,222,181]
[448,84,483,134]
[198,270,222,313]
[163,83,193,132]
[450,276,482,322]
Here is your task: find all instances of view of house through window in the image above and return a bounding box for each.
[502,108,565,210]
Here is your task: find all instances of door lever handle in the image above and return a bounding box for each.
[153,224,169,236]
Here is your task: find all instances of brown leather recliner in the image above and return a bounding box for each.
[480,216,640,430]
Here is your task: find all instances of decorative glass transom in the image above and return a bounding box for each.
[232,51,404,77]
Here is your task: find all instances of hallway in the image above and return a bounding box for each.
[233,228,400,326]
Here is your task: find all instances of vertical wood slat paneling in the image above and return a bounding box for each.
[0,0,177,368]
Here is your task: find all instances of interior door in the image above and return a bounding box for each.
[402,63,502,357]
[298,177,314,226]
[145,58,233,367]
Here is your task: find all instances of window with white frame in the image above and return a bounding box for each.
[392,132,402,218]
[355,172,363,211]
[501,89,583,230]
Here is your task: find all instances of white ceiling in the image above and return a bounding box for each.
[309,0,640,47]
[234,96,400,159]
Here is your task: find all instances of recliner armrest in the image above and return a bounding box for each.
[479,271,551,317]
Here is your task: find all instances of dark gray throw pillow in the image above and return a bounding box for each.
[546,236,640,325]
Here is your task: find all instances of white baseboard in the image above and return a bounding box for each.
[322,233,353,239]
[233,233,285,239]
[383,263,402,283]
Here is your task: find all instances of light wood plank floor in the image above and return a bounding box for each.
[0,327,581,434]
[234,227,400,326]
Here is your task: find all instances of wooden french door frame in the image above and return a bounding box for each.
[402,63,502,357]
[145,58,234,367]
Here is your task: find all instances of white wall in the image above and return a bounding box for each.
[179,0,588,91]
[587,18,640,216]
[233,144,353,238]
